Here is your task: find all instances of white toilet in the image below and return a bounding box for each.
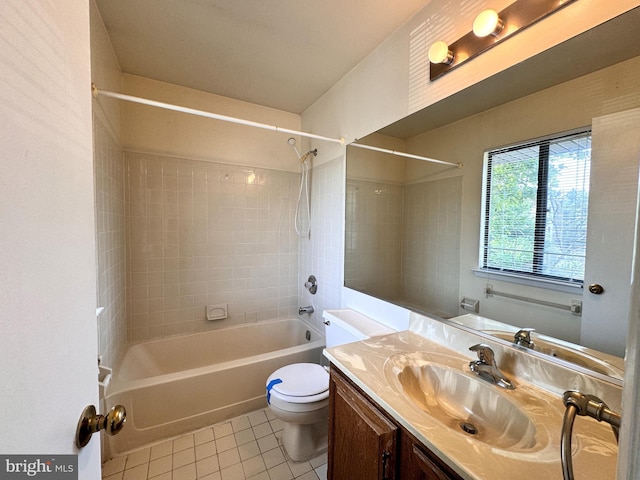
[265,309,395,461]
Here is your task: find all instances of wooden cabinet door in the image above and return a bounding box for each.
[407,443,461,480]
[328,369,398,480]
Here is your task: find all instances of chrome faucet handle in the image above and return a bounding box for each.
[514,328,535,348]
[469,343,496,366]
[469,344,515,390]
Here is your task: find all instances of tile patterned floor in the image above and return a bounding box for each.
[102,408,327,480]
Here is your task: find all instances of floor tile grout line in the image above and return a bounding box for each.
[102,407,326,480]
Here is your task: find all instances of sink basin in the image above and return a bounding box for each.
[384,355,538,450]
[485,331,624,379]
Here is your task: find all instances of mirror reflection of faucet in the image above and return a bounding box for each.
[514,328,535,349]
[468,344,514,390]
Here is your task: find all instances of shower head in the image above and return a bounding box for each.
[287,137,304,161]
[287,138,317,162]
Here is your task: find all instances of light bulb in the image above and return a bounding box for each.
[428,41,454,65]
[473,9,504,37]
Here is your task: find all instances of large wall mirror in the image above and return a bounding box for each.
[345,8,640,382]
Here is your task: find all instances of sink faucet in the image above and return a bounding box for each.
[514,328,535,349]
[469,344,514,390]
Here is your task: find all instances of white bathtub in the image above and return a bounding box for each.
[105,318,325,454]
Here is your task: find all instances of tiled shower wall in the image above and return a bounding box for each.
[125,153,300,342]
[343,175,462,318]
[94,118,127,367]
[298,156,345,334]
[344,180,403,300]
[402,176,462,317]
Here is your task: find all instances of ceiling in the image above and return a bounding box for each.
[95,0,430,114]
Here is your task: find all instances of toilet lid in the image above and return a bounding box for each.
[267,363,328,397]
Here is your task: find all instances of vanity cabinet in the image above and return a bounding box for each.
[406,443,459,480]
[328,365,463,480]
[328,364,397,479]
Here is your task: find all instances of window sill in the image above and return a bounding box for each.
[471,268,583,294]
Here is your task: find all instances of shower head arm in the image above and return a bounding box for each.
[299,149,318,162]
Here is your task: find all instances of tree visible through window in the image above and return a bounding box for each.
[482,130,591,284]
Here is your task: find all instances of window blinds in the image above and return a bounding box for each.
[482,130,591,283]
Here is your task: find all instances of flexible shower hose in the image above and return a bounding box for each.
[560,390,620,480]
[295,159,310,236]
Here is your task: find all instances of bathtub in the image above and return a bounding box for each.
[105,318,325,454]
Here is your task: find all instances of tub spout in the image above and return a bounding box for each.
[298,306,314,315]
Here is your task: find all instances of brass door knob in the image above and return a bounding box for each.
[75,404,126,448]
[588,284,604,295]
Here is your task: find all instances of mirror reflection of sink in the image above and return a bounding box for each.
[484,330,624,379]
[385,356,538,450]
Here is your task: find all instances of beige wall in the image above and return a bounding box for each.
[91,0,122,144]
[121,74,303,172]
[346,134,406,184]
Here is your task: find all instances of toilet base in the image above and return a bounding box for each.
[268,402,328,462]
[280,418,328,462]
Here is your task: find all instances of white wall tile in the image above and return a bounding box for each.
[94,118,126,367]
[125,153,299,340]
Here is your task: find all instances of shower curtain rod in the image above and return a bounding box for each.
[91,84,345,145]
[92,85,460,167]
[350,142,462,168]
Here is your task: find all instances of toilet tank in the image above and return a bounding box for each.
[323,309,396,348]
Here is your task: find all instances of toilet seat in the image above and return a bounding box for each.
[266,363,329,404]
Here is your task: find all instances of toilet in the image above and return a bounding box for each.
[265,309,395,461]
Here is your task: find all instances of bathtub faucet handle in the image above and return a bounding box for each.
[298,306,314,315]
[304,275,318,295]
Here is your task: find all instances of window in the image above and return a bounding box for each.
[480,129,591,285]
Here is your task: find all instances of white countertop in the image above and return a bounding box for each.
[324,327,620,480]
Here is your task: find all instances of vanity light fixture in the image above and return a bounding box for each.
[428,40,454,65]
[472,9,504,38]
[429,0,577,81]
